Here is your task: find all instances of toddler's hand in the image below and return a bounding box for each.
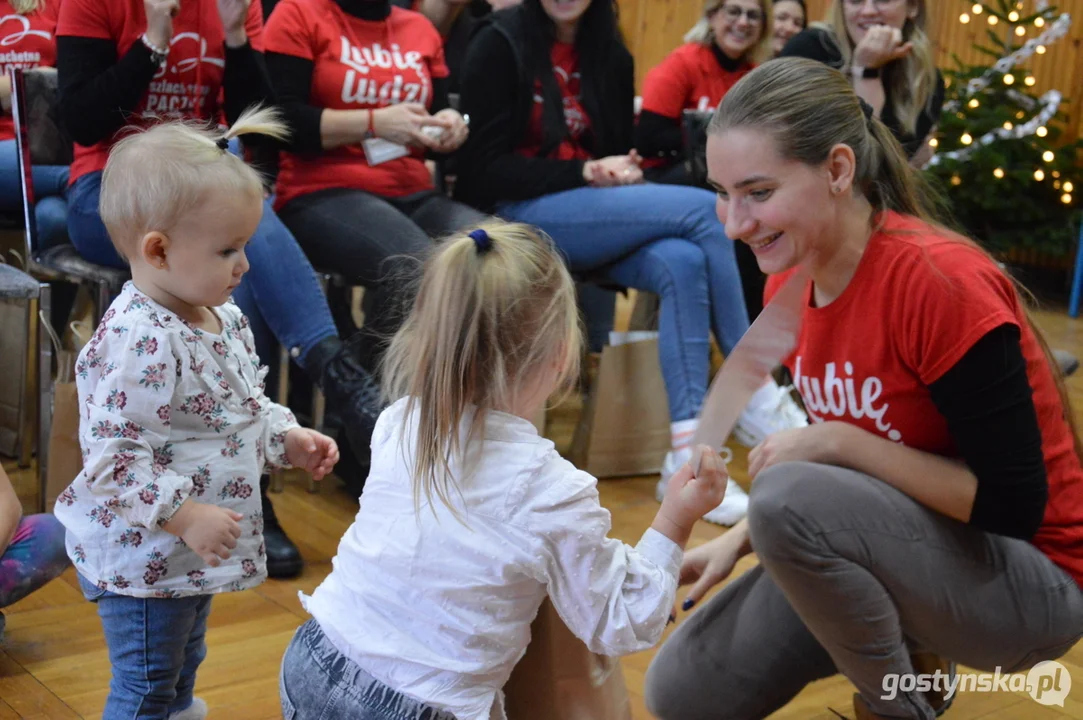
[285,428,339,481]
[658,445,729,533]
[163,501,243,567]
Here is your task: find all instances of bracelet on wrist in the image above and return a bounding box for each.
[141,33,169,67]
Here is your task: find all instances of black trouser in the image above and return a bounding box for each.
[278,187,486,368]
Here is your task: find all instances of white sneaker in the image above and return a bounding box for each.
[168,698,208,720]
[734,383,808,448]
[655,446,746,526]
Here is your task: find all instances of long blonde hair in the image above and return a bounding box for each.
[381,220,582,518]
[11,0,43,14]
[685,0,775,64]
[812,0,936,135]
[100,106,288,260]
[710,58,1083,465]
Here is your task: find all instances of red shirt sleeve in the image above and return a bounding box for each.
[56,0,113,39]
[244,0,265,51]
[640,45,693,119]
[263,0,315,59]
[897,238,1020,385]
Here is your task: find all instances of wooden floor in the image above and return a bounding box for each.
[5,303,1083,719]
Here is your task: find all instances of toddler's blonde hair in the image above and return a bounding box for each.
[99,105,289,261]
[381,220,582,518]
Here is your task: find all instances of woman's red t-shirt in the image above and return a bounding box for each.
[516,41,591,162]
[57,0,264,183]
[263,0,448,208]
[765,211,1083,587]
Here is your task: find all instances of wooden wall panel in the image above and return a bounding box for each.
[618,0,1083,138]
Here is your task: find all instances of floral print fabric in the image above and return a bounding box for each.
[55,282,299,598]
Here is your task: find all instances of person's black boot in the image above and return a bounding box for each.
[305,336,384,472]
[260,475,304,579]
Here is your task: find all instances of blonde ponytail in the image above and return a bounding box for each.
[381,221,582,519]
[101,105,288,259]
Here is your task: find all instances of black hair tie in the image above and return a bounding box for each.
[858,98,875,124]
[216,137,230,151]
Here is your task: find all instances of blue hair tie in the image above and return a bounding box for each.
[469,228,492,254]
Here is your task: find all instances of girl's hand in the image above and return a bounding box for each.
[285,428,340,481]
[677,527,746,609]
[217,0,251,47]
[747,422,848,480]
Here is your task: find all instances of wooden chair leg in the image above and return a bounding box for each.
[36,283,52,513]
[269,342,291,493]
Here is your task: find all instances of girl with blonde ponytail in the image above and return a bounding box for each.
[645,58,1083,720]
[779,0,944,164]
[280,220,730,720]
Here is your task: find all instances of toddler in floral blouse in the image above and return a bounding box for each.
[53,107,339,720]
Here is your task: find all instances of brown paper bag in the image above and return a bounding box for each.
[44,319,89,510]
[570,335,671,478]
[503,599,633,720]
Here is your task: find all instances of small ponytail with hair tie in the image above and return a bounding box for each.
[469,228,492,254]
[215,137,229,151]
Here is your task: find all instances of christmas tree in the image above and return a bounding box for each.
[926,0,1081,257]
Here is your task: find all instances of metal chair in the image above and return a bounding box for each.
[11,66,129,508]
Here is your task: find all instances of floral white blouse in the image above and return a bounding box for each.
[55,282,299,598]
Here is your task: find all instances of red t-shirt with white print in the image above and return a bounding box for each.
[0,0,60,141]
[263,0,447,209]
[640,43,752,119]
[517,41,591,162]
[764,211,1083,587]
[57,0,264,183]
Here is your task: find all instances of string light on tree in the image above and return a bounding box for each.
[961,12,971,22]
[1036,125,1048,137]
[969,98,980,108]
[1034,169,1045,181]
[961,132,974,145]
[1009,10,1019,21]
[1036,44,1046,53]
[1024,75,1036,85]
[1043,150,1055,162]
[1063,194,1073,204]
[988,14,998,24]
[1004,73,1015,84]
[1066,182,1075,193]
[994,168,1006,179]
[1035,16,1045,27]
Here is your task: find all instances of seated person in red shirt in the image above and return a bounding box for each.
[645,58,1083,720]
[264,0,484,367]
[0,0,68,248]
[635,0,772,186]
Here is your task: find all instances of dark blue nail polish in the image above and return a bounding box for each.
[682,598,696,611]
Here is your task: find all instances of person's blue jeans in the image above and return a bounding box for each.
[78,573,213,720]
[499,184,750,421]
[281,619,457,720]
[65,170,336,370]
[0,514,69,608]
[0,139,69,249]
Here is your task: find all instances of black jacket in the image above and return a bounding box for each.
[453,5,635,211]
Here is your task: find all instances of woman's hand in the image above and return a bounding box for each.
[852,25,912,70]
[217,0,251,47]
[747,421,848,480]
[428,108,469,153]
[676,522,751,611]
[583,151,643,187]
[144,0,179,50]
[371,103,446,149]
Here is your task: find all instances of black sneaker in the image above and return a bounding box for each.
[306,336,384,469]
